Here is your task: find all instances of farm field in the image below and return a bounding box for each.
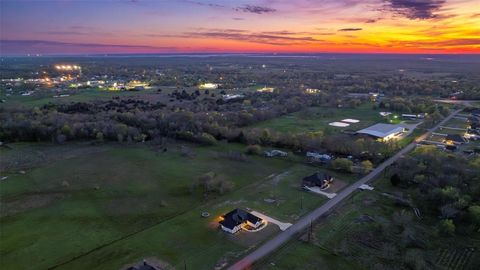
[0,141,351,270]
[251,103,387,134]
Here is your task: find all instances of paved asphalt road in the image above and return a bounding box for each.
[228,109,462,270]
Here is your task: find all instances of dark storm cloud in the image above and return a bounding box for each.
[385,0,446,19]
[338,28,363,31]
[235,5,276,14]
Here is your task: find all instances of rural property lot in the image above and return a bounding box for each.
[0,142,352,270]
[251,104,385,134]
[259,177,480,270]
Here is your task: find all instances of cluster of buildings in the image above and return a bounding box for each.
[304,88,321,94]
[464,111,480,150]
[347,92,384,102]
[1,63,154,98]
[218,171,335,234]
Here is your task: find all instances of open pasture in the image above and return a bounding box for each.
[251,104,385,134]
[0,142,349,270]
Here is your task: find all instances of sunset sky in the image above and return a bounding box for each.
[1,0,479,54]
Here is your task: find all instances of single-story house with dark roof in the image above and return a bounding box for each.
[302,172,333,189]
[446,144,458,151]
[470,121,480,130]
[219,209,263,234]
[444,134,468,145]
[468,116,480,123]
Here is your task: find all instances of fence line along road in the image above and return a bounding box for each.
[227,109,462,270]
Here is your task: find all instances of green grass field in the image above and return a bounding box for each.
[251,104,387,134]
[0,88,160,108]
[257,241,364,270]
[442,117,469,129]
[0,142,350,269]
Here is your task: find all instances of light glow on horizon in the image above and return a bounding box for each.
[0,0,479,55]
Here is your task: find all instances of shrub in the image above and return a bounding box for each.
[468,205,480,228]
[360,160,373,173]
[331,158,353,172]
[439,219,455,236]
[196,133,217,145]
[245,144,262,155]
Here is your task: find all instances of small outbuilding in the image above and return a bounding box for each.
[264,150,288,157]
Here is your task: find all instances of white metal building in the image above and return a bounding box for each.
[357,123,405,140]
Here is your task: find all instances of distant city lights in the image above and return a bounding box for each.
[55,65,81,71]
[198,83,219,90]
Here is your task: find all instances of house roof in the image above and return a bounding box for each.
[357,123,404,138]
[302,172,332,186]
[219,209,261,229]
[126,262,158,270]
[446,134,467,143]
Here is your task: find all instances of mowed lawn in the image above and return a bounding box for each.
[251,104,385,134]
[0,142,347,269]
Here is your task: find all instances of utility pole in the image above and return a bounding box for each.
[308,220,313,242]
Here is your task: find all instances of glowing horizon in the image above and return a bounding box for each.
[0,0,479,55]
